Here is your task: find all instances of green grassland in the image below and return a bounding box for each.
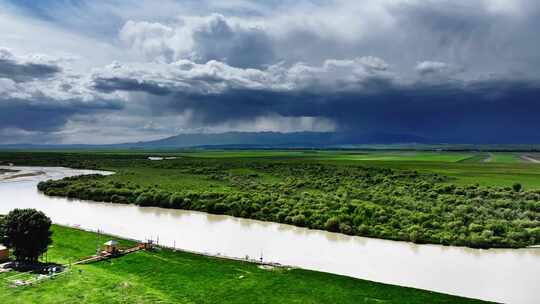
[131,149,540,188]
[174,150,474,162]
[491,153,522,163]
[335,160,540,188]
[4,149,540,184]
[133,150,540,188]
[0,225,490,304]
[317,151,475,162]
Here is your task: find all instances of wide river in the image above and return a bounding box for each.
[0,166,538,304]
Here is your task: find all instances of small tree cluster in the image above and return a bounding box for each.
[1,209,53,263]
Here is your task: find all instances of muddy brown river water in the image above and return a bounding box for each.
[0,166,538,304]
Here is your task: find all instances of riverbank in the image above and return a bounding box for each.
[0,225,491,304]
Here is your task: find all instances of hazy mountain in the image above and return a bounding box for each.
[123,131,429,148]
[0,131,429,150]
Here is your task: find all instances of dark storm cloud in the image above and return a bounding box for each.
[0,48,125,141]
[0,100,80,131]
[112,1,540,78]
[92,77,172,96]
[0,57,61,82]
[395,2,493,41]
[119,14,275,69]
[191,14,275,68]
[102,74,540,143]
[387,1,540,76]
[0,98,123,132]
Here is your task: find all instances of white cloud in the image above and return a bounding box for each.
[119,21,177,62]
[90,55,395,97]
[0,78,17,93]
[415,61,464,78]
[120,14,274,68]
[0,6,131,72]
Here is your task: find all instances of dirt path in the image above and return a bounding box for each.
[520,155,540,163]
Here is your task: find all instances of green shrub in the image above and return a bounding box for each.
[325,217,340,232]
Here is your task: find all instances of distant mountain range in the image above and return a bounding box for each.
[126,131,430,148]
[0,131,429,149]
[3,131,540,151]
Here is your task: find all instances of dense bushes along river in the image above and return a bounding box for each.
[38,159,540,249]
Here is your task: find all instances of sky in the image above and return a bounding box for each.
[0,0,539,144]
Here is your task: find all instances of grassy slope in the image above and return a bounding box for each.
[0,225,489,304]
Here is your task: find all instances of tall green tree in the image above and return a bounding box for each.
[3,209,53,263]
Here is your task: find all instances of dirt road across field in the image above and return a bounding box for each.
[520,155,540,163]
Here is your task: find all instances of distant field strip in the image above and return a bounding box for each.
[319,152,474,162]
[178,151,310,158]
[457,154,490,163]
[492,153,521,163]
[458,153,524,164]
[456,153,529,164]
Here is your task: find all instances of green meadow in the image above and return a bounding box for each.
[4,149,540,192]
[164,149,540,188]
[0,225,490,304]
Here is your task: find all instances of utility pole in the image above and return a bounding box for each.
[96,229,100,255]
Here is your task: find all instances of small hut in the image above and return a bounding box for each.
[103,240,119,254]
[138,240,154,250]
[0,244,9,262]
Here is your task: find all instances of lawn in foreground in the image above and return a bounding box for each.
[0,225,490,304]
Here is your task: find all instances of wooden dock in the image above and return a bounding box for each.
[75,246,142,265]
